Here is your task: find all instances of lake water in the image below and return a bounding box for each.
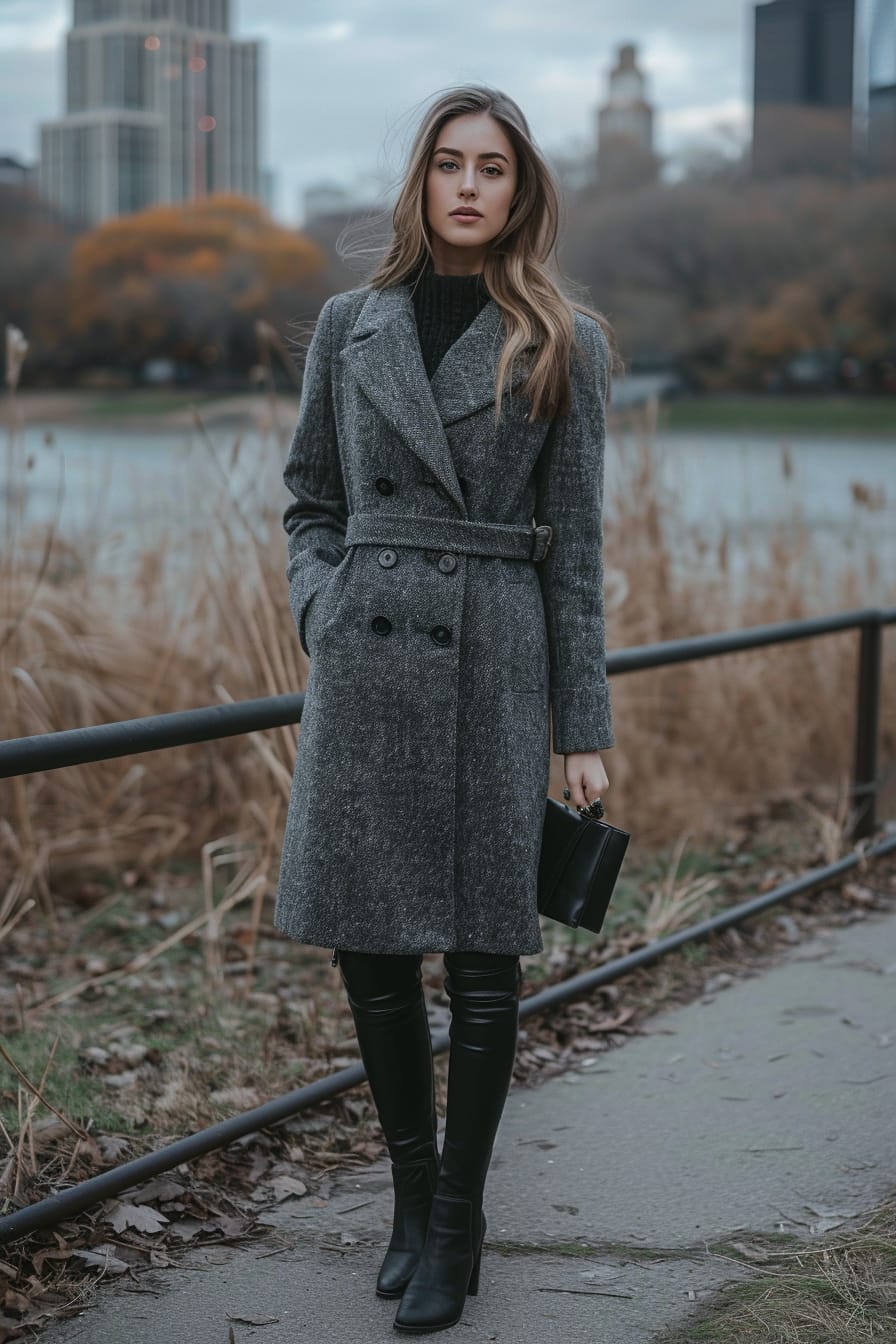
[2,414,894,613]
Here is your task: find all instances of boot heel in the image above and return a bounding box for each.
[467,1243,482,1295]
[467,1210,486,1295]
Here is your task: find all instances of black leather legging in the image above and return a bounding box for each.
[337,949,522,1203]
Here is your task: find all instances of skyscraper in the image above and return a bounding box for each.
[752,0,856,177]
[868,0,896,173]
[40,0,259,225]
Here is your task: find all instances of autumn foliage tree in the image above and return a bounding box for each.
[0,185,77,379]
[564,173,896,390]
[65,194,327,378]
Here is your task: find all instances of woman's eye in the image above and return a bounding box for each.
[437,161,501,176]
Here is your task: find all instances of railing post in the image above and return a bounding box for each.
[851,616,882,841]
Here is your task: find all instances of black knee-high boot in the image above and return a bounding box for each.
[337,949,440,1299]
[393,951,522,1334]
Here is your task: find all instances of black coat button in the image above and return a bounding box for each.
[437,553,457,573]
[430,625,452,645]
[375,476,394,495]
[378,548,398,567]
[371,615,392,636]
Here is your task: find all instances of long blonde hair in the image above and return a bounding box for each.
[363,83,620,425]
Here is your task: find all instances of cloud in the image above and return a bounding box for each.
[0,0,748,220]
[0,0,66,51]
[0,47,56,157]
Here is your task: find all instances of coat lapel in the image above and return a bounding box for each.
[338,280,529,516]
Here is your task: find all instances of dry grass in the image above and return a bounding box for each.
[657,1189,896,1342]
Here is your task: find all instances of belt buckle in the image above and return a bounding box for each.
[530,523,553,562]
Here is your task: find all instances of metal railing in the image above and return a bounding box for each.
[0,603,893,1244]
[2,605,892,831]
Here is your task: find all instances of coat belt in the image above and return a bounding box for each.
[344,512,554,562]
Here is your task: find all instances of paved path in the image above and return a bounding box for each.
[43,906,896,1342]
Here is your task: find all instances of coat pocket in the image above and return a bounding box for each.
[303,550,354,658]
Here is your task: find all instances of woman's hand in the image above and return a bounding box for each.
[563,751,609,809]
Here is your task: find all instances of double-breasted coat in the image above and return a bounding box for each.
[273,278,615,957]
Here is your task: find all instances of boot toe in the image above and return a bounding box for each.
[376,1154,439,1298]
[376,1249,418,1298]
[392,1194,483,1332]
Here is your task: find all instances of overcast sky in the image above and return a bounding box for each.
[0,0,825,223]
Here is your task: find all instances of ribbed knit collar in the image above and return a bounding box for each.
[410,253,491,314]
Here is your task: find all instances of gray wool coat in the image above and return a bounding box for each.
[273,278,615,958]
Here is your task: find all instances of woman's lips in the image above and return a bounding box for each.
[451,211,483,221]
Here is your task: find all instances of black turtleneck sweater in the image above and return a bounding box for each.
[410,256,491,381]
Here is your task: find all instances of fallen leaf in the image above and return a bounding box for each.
[271,1176,307,1202]
[167,1218,206,1242]
[97,1134,131,1161]
[129,1177,185,1205]
[103,1201,170,1235]
[110,1042,149,1066]
[103,1070,139,1089]
[32,1248,71,1276]
[71,1246,130,1274]
[3,1289,31,1312]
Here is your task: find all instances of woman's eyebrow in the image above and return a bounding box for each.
[433,146,510,163]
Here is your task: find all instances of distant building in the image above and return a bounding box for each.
[868,0,896,174]
[752,0,856,177]
[294,178,393,289]
[302,181,357,226]
[0,154,37,189]
[39,0,260,225]
[595,43,662,190]
[300,178,389,252]
[259,165,277,216]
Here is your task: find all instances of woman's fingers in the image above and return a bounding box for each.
[565,767,586,808]
[564,755,609,809]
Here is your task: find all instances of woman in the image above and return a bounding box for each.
[275,84,617,1333]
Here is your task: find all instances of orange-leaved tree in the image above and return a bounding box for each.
[66,194,327,375]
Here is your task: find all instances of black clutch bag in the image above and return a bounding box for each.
[537,795,630,934]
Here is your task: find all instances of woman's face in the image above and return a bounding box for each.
[424,111,518,275]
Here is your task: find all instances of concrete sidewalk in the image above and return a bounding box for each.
[43,906,896,1343]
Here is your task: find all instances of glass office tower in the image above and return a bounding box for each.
[40,0,259,223]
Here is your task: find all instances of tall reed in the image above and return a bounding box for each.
[1,355,893,950]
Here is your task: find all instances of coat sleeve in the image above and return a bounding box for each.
[282,294,349,658]
[534,313,615,755]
